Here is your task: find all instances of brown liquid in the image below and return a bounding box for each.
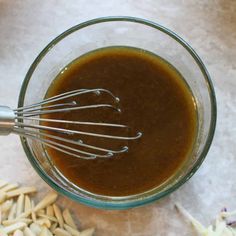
[44,47,197,196]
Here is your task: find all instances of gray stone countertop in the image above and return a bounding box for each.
[0,1,235,235]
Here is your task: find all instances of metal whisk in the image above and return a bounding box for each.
[0,89,142,160]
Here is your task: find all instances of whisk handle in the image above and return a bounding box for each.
[0,106,15,135]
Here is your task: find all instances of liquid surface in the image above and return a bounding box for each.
[44,47,197,196]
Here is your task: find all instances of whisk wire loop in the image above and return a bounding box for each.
[0,88,142,159]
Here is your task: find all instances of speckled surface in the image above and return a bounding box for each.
[0,1,235,235]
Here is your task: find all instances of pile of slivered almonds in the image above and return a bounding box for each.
[176,203,236,235]
[0,180,95,236]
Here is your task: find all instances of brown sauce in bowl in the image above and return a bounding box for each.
[43,47,197,196]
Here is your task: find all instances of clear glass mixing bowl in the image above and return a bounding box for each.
[18,16,216,209]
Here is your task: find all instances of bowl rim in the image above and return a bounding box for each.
[18,16,217,210]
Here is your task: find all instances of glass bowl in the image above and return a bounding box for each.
[18,16,216,209]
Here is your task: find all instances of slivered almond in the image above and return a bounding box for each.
[64,224,80,236]
[8,203,16,220]
[17,209,31,219]
[53,204,64,228]
[13,229,24,236]
[35,218,51,228]
[1,199,13,213]
[37,213,58,223]
[39,226,48,236]
[62,209,76,229]
[2,217,32,226]
[24,195,31,213]
[16,194,24,217]
[34,193,58,212]
[30,223,42,235]
[24,227,36,236]
[47,227,53,236]
[37,209,45,215]
[46,205,54,217]
[3,222,26,233]
[31,200,37,222]
[0,191,6,204]
[79,228,95,236]
[54,228,71,236]
[0,208,2,224]
[1,184,19,192]
[7,187,37,198]
[1,212,7,223]
[50,222,58,232]
[40,226,53,236]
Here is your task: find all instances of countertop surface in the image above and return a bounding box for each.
[0,1,235,235]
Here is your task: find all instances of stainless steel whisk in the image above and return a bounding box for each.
[0,89,142,160]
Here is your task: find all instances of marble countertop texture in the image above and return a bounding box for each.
[0,0,235,235]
